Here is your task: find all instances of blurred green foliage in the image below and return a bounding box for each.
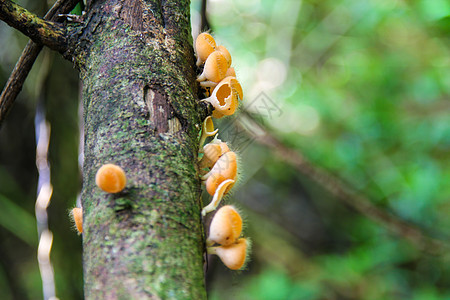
[0,0,449,299]
[198,0,449,299]
[1,1,82,299]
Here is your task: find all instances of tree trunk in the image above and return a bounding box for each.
[72,0,207,298]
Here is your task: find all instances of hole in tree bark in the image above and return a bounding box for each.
[144,85,179,134]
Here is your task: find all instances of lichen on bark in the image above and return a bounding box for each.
[72,0,207,298]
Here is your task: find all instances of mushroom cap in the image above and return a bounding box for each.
[195,32,216,66]
[205,76,243,118]
[199,143,222,169]
[208,205,242,246]
[214,238,247,270]
[217,45,232,67]
[219,142,230,154]
[206,151,237,196]
[71,207,83,234]
[225,67,236,78]
[203,116,216,135]
[198,51,229,83]
[95,164,127,193]
[199,142,230,169]
[202,179,235,216]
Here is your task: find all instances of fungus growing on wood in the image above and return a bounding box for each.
[216,45,232,67]
[71,207,83,234]
[202,151,237,196]
[200,76,243,119]
[197,51,229,84]
[95,164,127,193]
[207,205,242,246]
[207,238,248,270]
[225,67,236,78]
[202,179,235,216]
[199,140,230,169]
[199,116,218,151]
[195,32,217,66]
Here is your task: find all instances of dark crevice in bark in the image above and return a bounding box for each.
[143,85,175,134]
[119,0,144,31]
[156,0,166,29]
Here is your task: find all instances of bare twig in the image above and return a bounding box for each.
[238,111,449,255]
[0,0,79,126]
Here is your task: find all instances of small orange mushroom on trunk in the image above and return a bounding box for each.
[71,207,83,234]
[216,45,232,68]
[198,116,218,151]
[95,164,127,193]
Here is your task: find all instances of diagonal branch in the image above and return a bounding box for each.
[0,0,79,126]
[0,0,68,52]
[239,111,450,255]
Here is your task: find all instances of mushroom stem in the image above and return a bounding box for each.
[196,73,208,82]
[200,170,212,181]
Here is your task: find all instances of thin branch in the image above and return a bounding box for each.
[238,111,450,255]
[0,0,79,126]
[0,0,67,52]
[0,41,43,124]
[45,0,80,21]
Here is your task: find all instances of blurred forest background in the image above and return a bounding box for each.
[0,0,449,299]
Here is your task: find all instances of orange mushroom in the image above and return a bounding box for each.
[202,151,237,196]
[199,141,230,169]
[225,67,236,78]
[202,179,235,216]
[216,45,232,68]
[207,205,243,246]
[207,238,248,270]
[198,116,218,151]
[200,77,243,119]
[197,51,229,84]
[71,207,83,234]
[195,32,217,66]
[95,164,127,193]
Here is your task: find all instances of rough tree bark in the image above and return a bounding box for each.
[74,0,207,298]
[1,0,208,298]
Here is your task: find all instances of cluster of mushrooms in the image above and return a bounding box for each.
[196,32,249,270]
[69,33,249,271]
[195,32,243,119]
